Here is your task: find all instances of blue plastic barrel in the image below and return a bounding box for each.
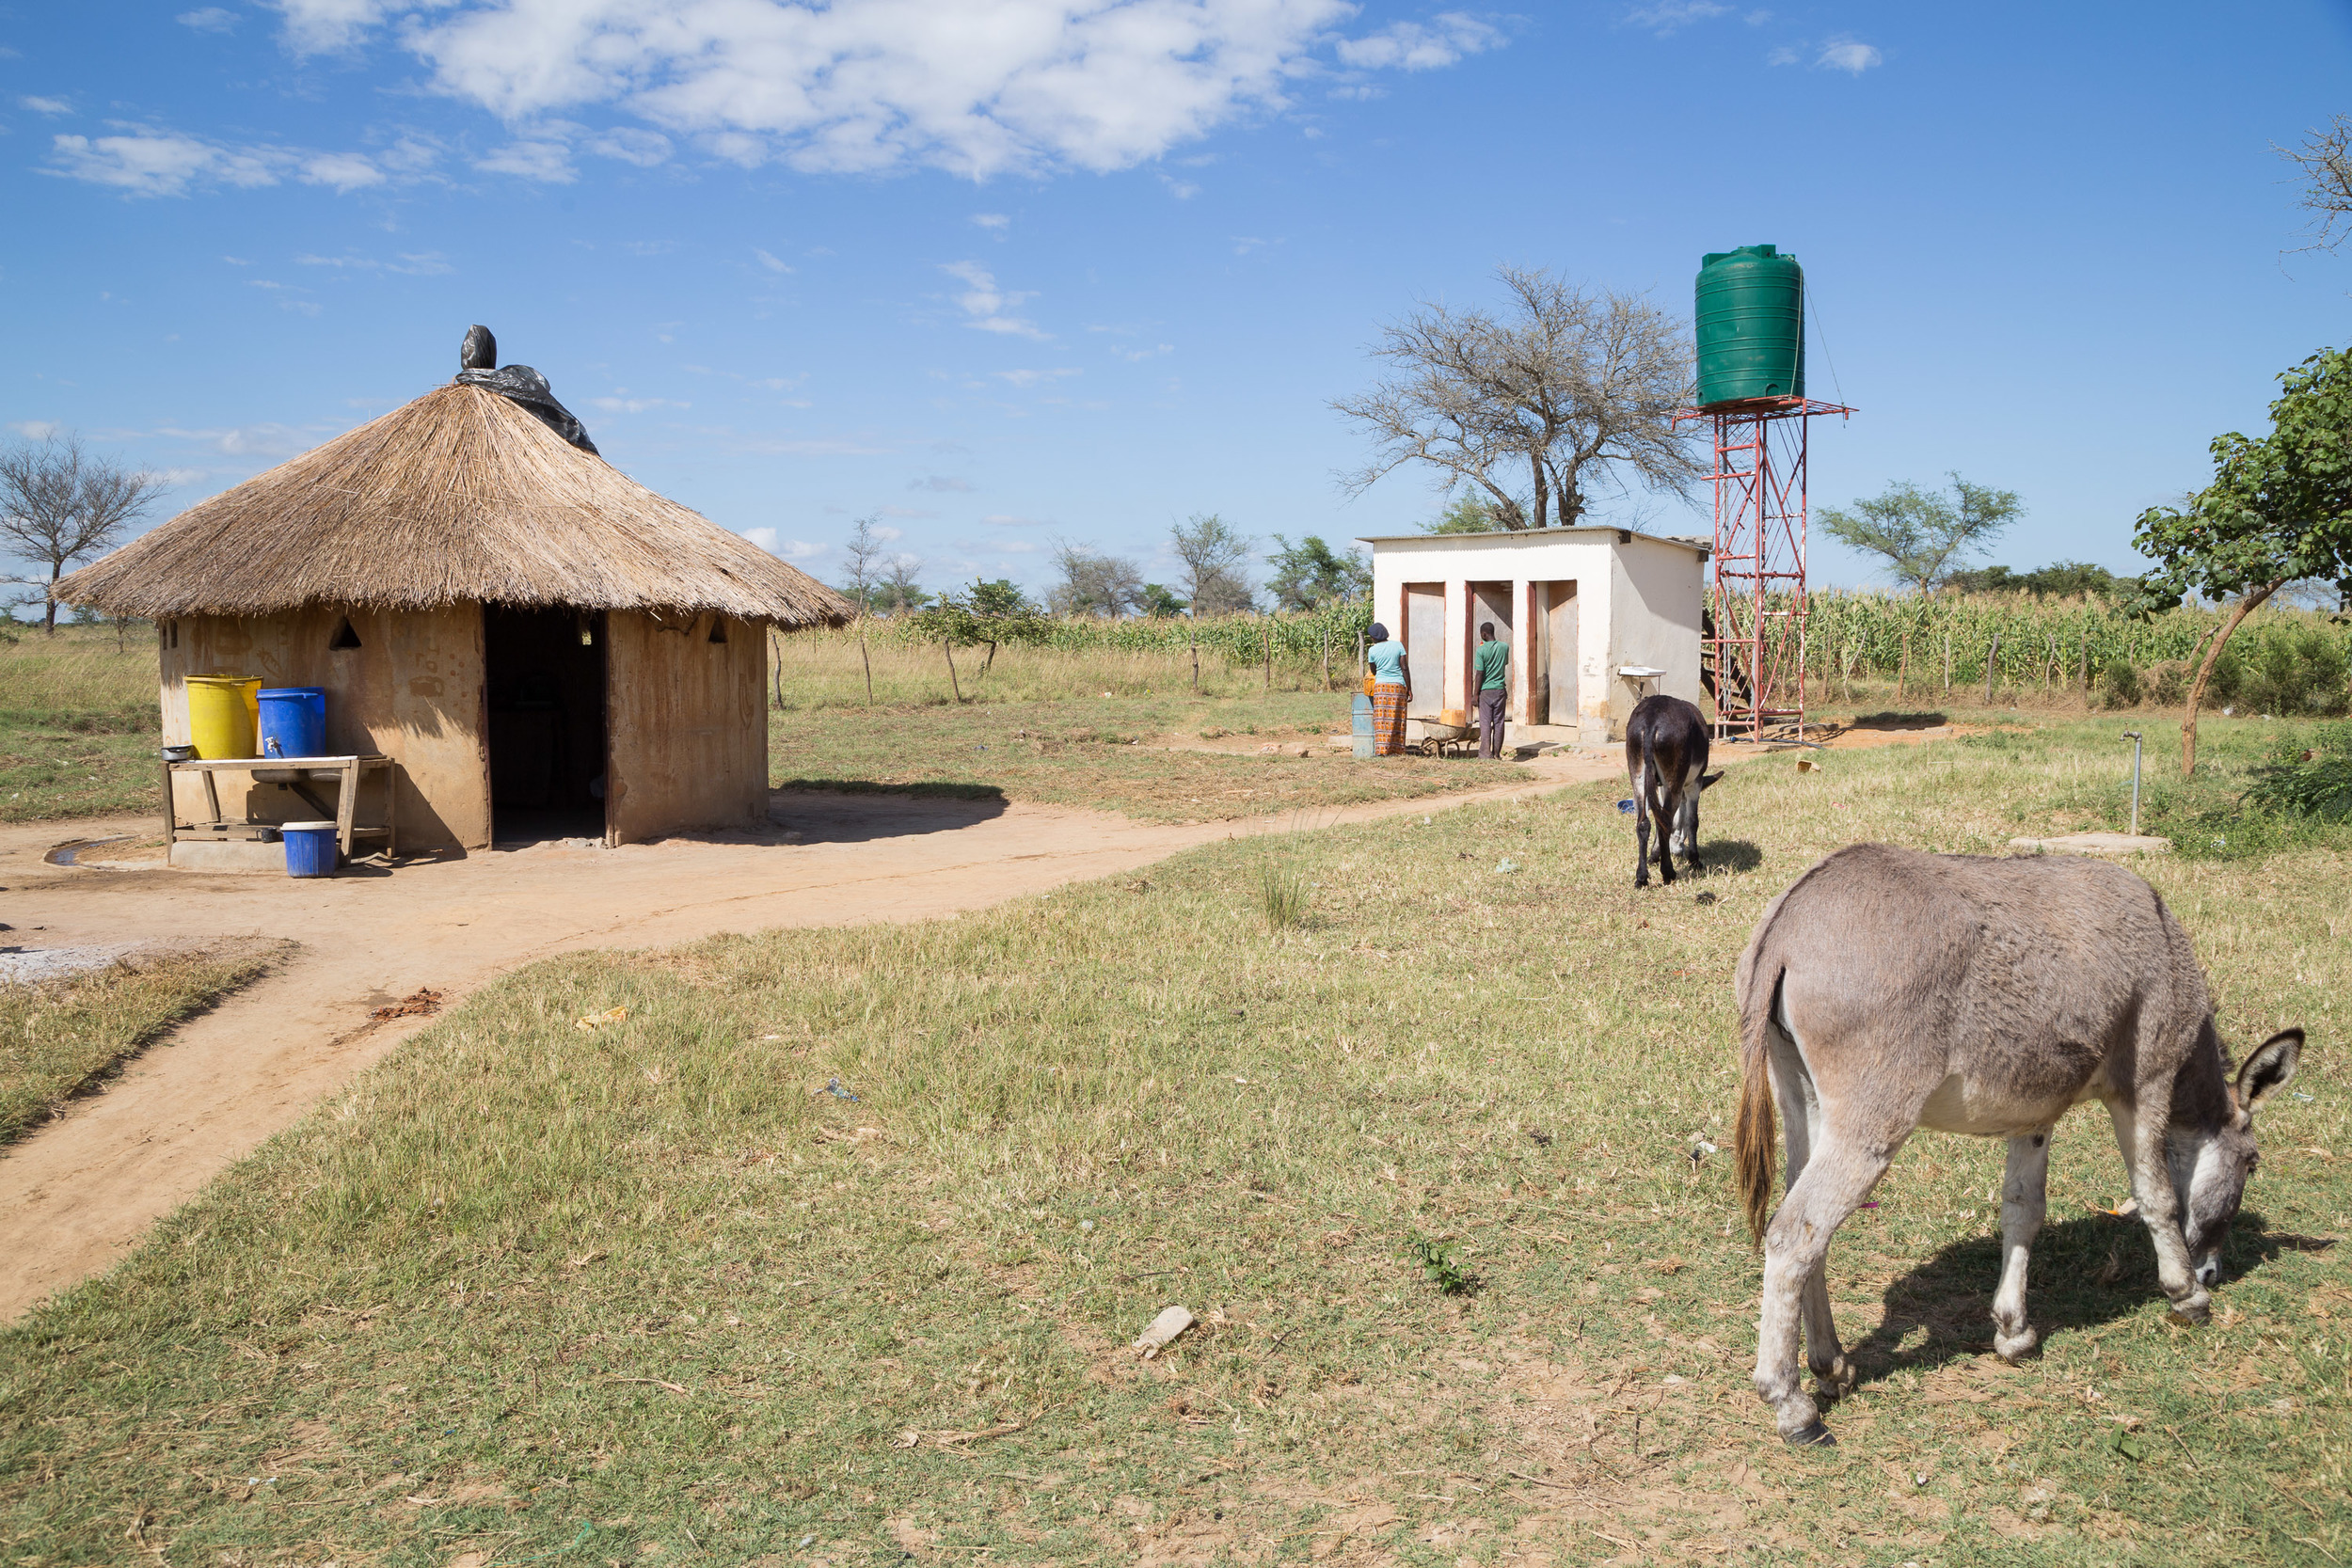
[281,820,339,878]
[257,687,327,759]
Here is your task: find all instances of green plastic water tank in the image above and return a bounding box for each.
[1695,245,1805,407]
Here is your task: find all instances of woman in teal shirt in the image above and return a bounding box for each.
[1364,622,1411,756]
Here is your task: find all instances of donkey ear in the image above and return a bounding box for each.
[2235,1029,2304,1114]
[1698,771,1726,791]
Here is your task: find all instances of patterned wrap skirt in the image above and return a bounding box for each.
[1372,684,1409,755]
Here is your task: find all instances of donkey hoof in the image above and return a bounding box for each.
[1994,1326,2039,1363]
[1784,1419,1836,1448]
[1810,1358,1857,1400]
[2167,1302,2210,1329]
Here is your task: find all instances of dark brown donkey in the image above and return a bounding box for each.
[1732,844,2303,1446]
[1624,694,1722,888]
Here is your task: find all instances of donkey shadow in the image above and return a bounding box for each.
[1835,1209,2328,1385]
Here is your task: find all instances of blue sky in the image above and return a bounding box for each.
[5,1,2349,603]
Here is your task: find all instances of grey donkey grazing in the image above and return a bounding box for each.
[1732,844,2303,1446]
[1625,694,1723,887]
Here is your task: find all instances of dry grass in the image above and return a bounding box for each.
[0,940,286,1144]
[0,627,162,823]
[768,625,1351,709]
[3,717,2345,1564]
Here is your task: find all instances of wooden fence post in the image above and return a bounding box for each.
[1190,618,1199,694]
[1983,633,2000,705]
[1263,618,1272,691]
[1943,632,1952,699]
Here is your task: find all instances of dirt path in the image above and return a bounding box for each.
[1,760,1624,1321]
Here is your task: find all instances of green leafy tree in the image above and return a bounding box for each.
[2136,345,2352,775]
[1819,473,2024,594]
[1264,533,1370,610]
[1422,494,1502,535]
[962,578,1037,617]
[1943,560,2125,598]
[1136,583,1188,617]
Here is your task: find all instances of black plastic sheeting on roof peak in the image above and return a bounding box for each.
[452,324,599,454]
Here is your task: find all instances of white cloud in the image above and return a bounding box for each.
[7,420,62,440]
[744,529,828,558]
[1333,12,1503,71]
[912,474,974,492]
[1817,38,1882,72]
[295,250,454,273]
[1110,341,1172,361]
[475,134,576,182]
[972,213,1009,230]
[993,367,1078,387]
[301,151,386,190]
[586,125,672,165]
[19,95,72,115]
[754,246,792,273]
[1624,1,1728,34]
[278,0,392,54]
[43,128,399,198]
[272,0,1505,181]
[980,512,1049,527]
[177,7,239,30]
[874,507,932,520]
[942,260,1044,339]
[589,396,691,413]
[156,421,318,456]
[869,524,904,541]
[1765,43,1798,65]
[996,539,1040,553]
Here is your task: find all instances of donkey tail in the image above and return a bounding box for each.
[1733,964,1782,1246]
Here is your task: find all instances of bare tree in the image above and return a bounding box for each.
[2283,113,2352,252]
[1332,266,1701,530]
[838,514,888,614]
[1048,540,1143,617]
[881,552,930,614]
[0,434,167,633]
[1168,513,1254,613]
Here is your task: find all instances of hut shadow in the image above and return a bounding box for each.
[768,784,1010,845]
[1832,1208,2324,1387]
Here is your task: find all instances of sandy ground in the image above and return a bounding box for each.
[0,758,1629,1322]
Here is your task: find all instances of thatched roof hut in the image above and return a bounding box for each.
[56,381,848,626]
[57,344,850,859]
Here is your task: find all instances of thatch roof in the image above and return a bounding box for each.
[54,383,851,626]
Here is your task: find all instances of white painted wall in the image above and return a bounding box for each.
[1363,527,1708,742]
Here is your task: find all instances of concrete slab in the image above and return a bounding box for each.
[2008,832,2172,856]
[169,839,299,874]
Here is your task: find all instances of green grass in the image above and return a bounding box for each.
[0,942,286,1145]
[4,720,2345,1565]
[772,692,1517,822]
[0,627,161,824]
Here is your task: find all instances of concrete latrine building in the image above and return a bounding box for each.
[55,343,850,851]
[1360,527,1708,743]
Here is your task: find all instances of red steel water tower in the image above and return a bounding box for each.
[1677,245,1851,743]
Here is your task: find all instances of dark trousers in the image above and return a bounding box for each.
[1477,687,1507,758]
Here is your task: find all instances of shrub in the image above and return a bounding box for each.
[2146,660,2191,707]
[2099,658,2142,709]
[2244,725,2352,820]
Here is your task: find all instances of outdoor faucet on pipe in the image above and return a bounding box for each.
[2122,731,2143,838]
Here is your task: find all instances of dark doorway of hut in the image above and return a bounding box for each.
[485,606,610,847]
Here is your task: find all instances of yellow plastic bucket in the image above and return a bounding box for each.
[186,674,262,759]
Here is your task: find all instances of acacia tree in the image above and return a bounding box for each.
[1818,473,2024,593]
[1168,513,1254,613]
[1264,533,1370,610]
[2136,345,2352,775]
[0,434,166,633]
[1048,541,1142,617]
[2283,113,2352,252]
[1332,266,1700,530]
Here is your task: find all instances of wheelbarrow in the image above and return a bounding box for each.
[1413,716,1478,758]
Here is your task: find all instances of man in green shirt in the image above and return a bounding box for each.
[1473,622,1509,759]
